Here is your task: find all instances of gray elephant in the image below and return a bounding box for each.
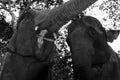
[98,29,120,80]
[66,15,120,80]
[97,28,120,80]
[100,46,120,80]
[1,0,98,80]
[1,11,56,80]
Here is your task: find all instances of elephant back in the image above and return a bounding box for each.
[101,49,120,80]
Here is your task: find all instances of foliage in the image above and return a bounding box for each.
[85,0,120,30]
[0,16,13,77]
[52,20,73,80]
[0,0,63,30]
[0,40,8,77]
[0,15,13,40]
[100,0,120,29]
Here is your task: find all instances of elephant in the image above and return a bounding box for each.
[1,0,98,80]
[100,46,120,80]
[1,11,120,80]
[1,11,56,80]
[2,13,120,80]
[1,0,97,80]
[66,15,120,80]
[96,28,120,80]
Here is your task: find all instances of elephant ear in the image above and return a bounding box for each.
[82,16,103,34]
[106,30,120,42]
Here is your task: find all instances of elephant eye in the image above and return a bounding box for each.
[87,27,99,39]
[89,27,97,35]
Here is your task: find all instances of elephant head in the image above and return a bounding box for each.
[4,10,56,80]
[7,9,56,61]
[66,16,115,80]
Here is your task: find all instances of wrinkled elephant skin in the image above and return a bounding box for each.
[1,0,98,80]
[1,10,55,80]
[67,16,120,80]
[101,46,120,80]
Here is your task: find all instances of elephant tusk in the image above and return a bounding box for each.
[43,37,54,42]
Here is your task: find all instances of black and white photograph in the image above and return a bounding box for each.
[0,0,120,80]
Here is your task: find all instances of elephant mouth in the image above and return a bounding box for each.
[35,29,56,61]
[36,29,55,49]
